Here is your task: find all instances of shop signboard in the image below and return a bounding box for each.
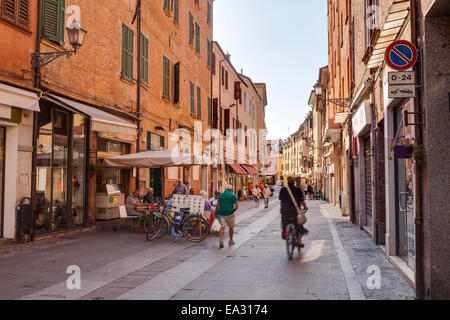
[352,100,372,137]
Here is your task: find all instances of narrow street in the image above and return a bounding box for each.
[0,188,414,300]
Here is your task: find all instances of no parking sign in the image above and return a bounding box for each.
[385,40,418,70]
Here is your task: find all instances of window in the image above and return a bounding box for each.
[173,62,180,104]
[190,81,195,115]
[225,70,228,89]
[140,33,149,84]
[207,1,211,23]
[163,0,170,11]
[163,55,171,99]
[197,87,202,119]
[173,0,179,23]
[207,39,211,67]
[121,23,134,80]
[1,0,30,29]
[195,23,200,53]
[42,0,65,45]
[189,12,194,45]
[211,52,216,75]
[147,132,165,151]
[365,0,379,48]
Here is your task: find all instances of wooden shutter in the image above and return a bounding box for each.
[173,62,180,104]
[147,131,151,150]
[190,81,195,115]
[211,52,216,75]
[207,39,211,67]
[163,56,170,99]
[195,23,200,53]
[122,24,134,80]
[127,26,134,80]
[173,0,179,23]
[207,97,212,126]
[2,0,16,21]
[207,1,211,23]
[189,12,193,45]
[225,71,228,89]
[140,34,149,83]
[42,0,59,43]
[160,135,165,149]
[224,109,230,130]
[164,0,170,11]
[58,0,65,45]
[197,87,201,119]
[234,81,241,101]
[2,0,30,28]
[212,98,218,129]
[18,0,29,27]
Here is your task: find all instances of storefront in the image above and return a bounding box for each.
[0,83,40,239]
[34,94,137,234]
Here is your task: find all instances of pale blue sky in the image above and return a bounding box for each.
[213,0,328,140]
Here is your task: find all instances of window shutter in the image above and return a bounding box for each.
[42,0,60,43]
[121,24,128,78]
[164,0,170,11]
[58,0,65,45]
[190,81,195,115]
[140,34,149,83]
[207,1,211,23]
[147,131,151,150]
[212,98,218,129]
[195,23,200,53]
[234,81,241,101]
[18,0,29,27]
[160,135,165,149]
[211,52,216,75]
[208,97,212,126]
[225,71,228,89]
[197,87,201,119]
[2,0,16,21]
[189,12,193,45]
[207,39,211,67]
[127,26,134,80]
[174,0,179,23]
[163,56,170,99]
[173,62,180,104]
[224,109,230,130]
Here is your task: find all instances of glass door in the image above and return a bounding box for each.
[0,127,5,238]
[394,106,415,270]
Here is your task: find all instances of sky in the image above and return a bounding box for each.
[213,0,328,140]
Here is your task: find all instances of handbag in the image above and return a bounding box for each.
[285,186,308,225]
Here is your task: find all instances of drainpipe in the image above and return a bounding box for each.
[369,72,379,244]
[135,0,142,190]
[29,0,43,242]
[410,0,425,300]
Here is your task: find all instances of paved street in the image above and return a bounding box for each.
[0,188,415,300]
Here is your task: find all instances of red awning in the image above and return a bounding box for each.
[241,164,259,175]
[229,164,247,175]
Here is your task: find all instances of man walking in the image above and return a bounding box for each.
[263,185,271,208]
[215,185,239,249]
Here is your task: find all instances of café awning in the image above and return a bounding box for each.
[241,164,259,175]
[46,94,137,136]
[104,150,198,168]
[229,164,247,175]
[0,83,40,111]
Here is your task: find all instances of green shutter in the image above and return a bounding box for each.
[207,39,211,67]
[164,0,170,11]
[173,62,180,104]
[121,24,134,80]
[195,23,200,53]
[190,81,195,115]
[189,12,193,45]
[42,0,64,46]
[163,56,170,99]
[140,33,149,83]
[197,87,201,119]
[174,0,179,23]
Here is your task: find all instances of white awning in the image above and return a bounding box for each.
[104,150,198,168]
[0,83,40,112]
[367,0,410,68]
[46,94,137,136]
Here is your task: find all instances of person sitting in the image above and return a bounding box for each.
[125,190,143,218]
[189,188,196,195]
[143,188,156,205]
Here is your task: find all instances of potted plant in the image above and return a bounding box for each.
[388,136,424,164]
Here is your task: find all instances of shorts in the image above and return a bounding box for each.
[219,215,235,228]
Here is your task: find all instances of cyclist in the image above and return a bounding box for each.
[279,177,309,248]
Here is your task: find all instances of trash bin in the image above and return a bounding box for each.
[16,197,33,243]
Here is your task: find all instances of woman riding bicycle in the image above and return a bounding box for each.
[279,177,309,248]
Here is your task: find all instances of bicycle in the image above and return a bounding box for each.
[285,223,300,261]
[146,204,209,243]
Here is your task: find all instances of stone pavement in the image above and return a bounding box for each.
[0,189,415,300]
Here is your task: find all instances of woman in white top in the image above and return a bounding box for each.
[263,185,272,208]
[242,186,248,200]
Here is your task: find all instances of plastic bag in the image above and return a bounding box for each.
[211,218,221,232]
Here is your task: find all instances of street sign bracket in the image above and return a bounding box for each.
[403,110,425,127]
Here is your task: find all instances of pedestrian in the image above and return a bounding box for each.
[242,186,248,200]
[279,177,309,248]
[263,185,271,208]
[173,180,187,194]
[252,185,261,208]
[215,185,239,249]
[307,184,314,200]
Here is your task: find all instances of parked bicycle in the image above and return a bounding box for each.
[146,203,209,243]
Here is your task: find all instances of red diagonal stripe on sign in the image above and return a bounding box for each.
[392,46,412,64]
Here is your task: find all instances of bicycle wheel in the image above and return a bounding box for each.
[142,213,155,233]
[146,217,162,241]
[182,216,210,243]
[286,225,296,260]
[155,216,170,239]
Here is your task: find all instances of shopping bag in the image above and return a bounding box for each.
[210,218,221,236]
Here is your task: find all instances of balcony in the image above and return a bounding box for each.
[322,120,341,145]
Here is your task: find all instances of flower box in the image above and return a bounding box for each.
[393,145,413,159]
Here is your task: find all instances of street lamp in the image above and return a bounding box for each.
[31,20,87,68]
[313,81,350,108]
